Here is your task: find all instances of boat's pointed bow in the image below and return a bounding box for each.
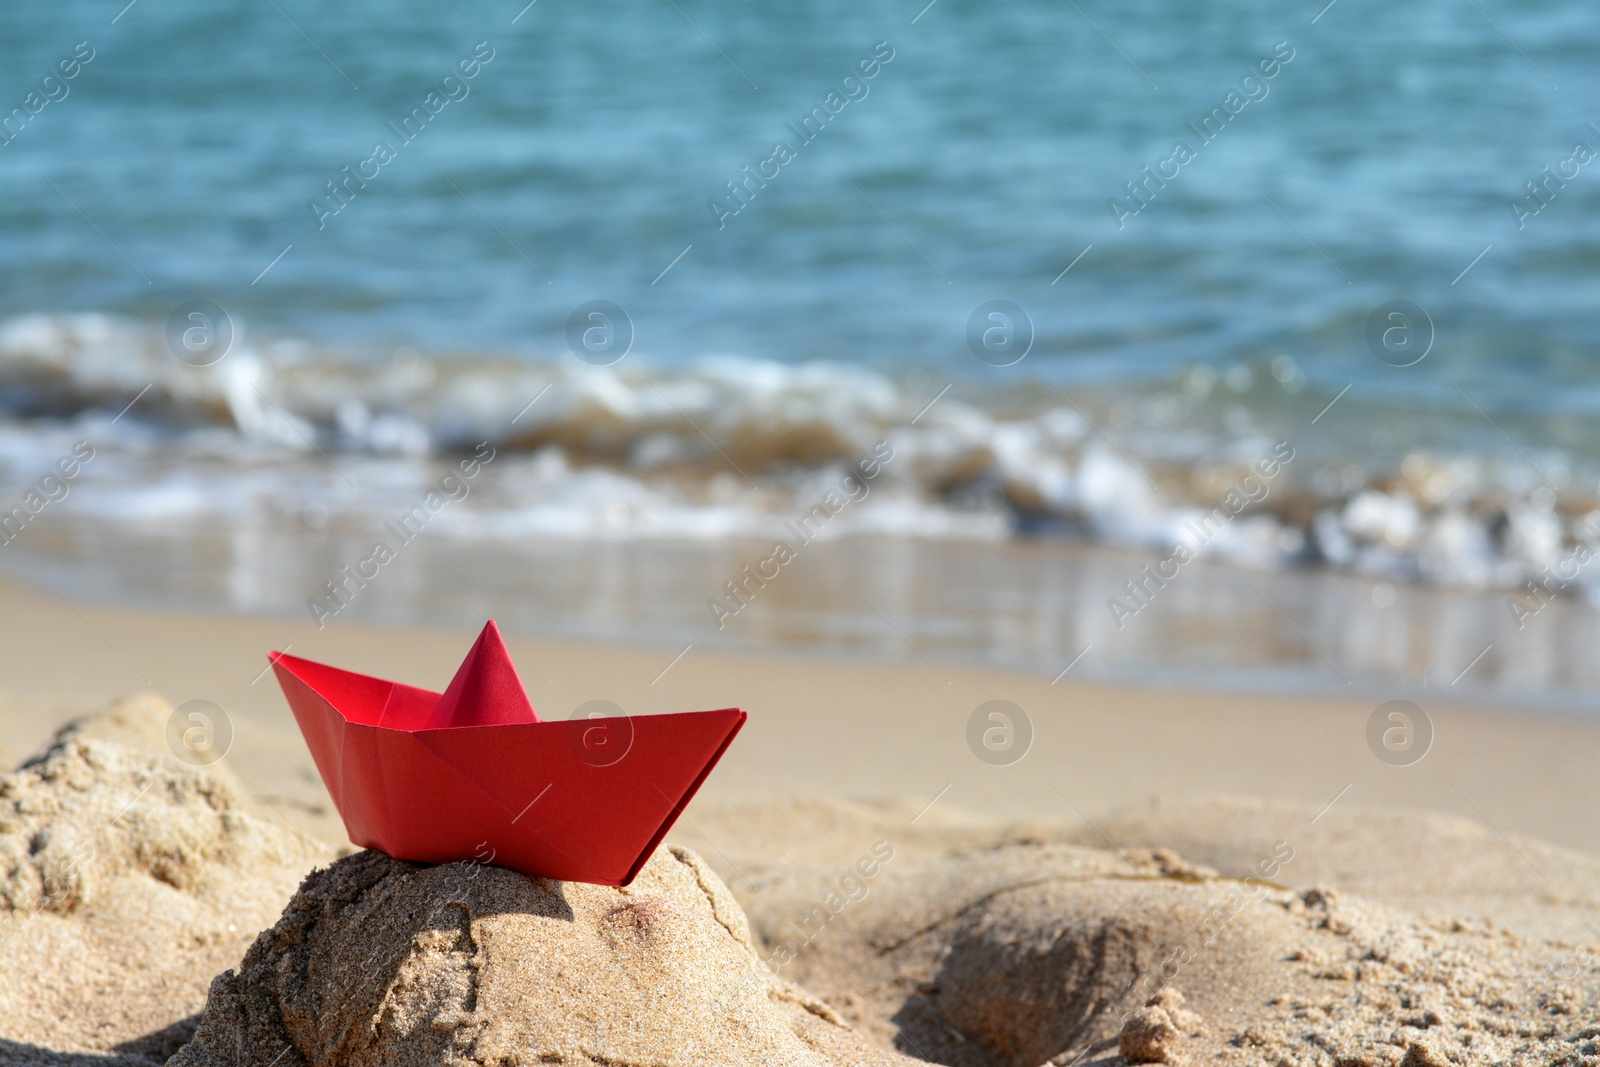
[617,707,746,886]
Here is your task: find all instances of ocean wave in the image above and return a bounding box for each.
[2,312,1597,605]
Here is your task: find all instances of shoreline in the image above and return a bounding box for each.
[3,571,1594,856]
[12,523,1600,716]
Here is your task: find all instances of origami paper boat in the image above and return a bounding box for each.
[269,621,745,887]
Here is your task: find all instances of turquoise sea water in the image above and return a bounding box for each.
[3,0,1597,393]
[3,0,1600,702]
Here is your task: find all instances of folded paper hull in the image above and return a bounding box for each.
[271,651,745,886]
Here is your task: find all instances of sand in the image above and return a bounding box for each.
[171,835,1600,1067]
[1,700,1596,1066]
[704,832,1599,1066]
[168,847,916,1067]
[0,696,324,1065]
[0,574,1594,858]
[0,581,1595,1064]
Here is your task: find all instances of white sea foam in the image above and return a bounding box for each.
[2,312,1598,605]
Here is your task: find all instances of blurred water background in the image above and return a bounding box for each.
[3,0,1599,707]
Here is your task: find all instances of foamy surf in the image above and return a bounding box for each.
[1,312,1596,614]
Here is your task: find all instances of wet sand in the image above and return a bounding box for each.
[18,522,1600,711]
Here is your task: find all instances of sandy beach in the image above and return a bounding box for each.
[9,0,1599,1059]
[2,571,1597,1064]
[3,573,1594,853]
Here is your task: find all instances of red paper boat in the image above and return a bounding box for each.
[269,621,745,886]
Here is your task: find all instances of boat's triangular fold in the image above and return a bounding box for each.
[428,620,539,729]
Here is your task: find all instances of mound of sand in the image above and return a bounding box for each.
[168,823,1599,1067]
[4,706,1596,1067]
[0,695,323,1065]
[722,838,1600,1067]
[169,846,919,1067]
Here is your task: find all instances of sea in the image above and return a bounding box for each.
[3,0,1599,710]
